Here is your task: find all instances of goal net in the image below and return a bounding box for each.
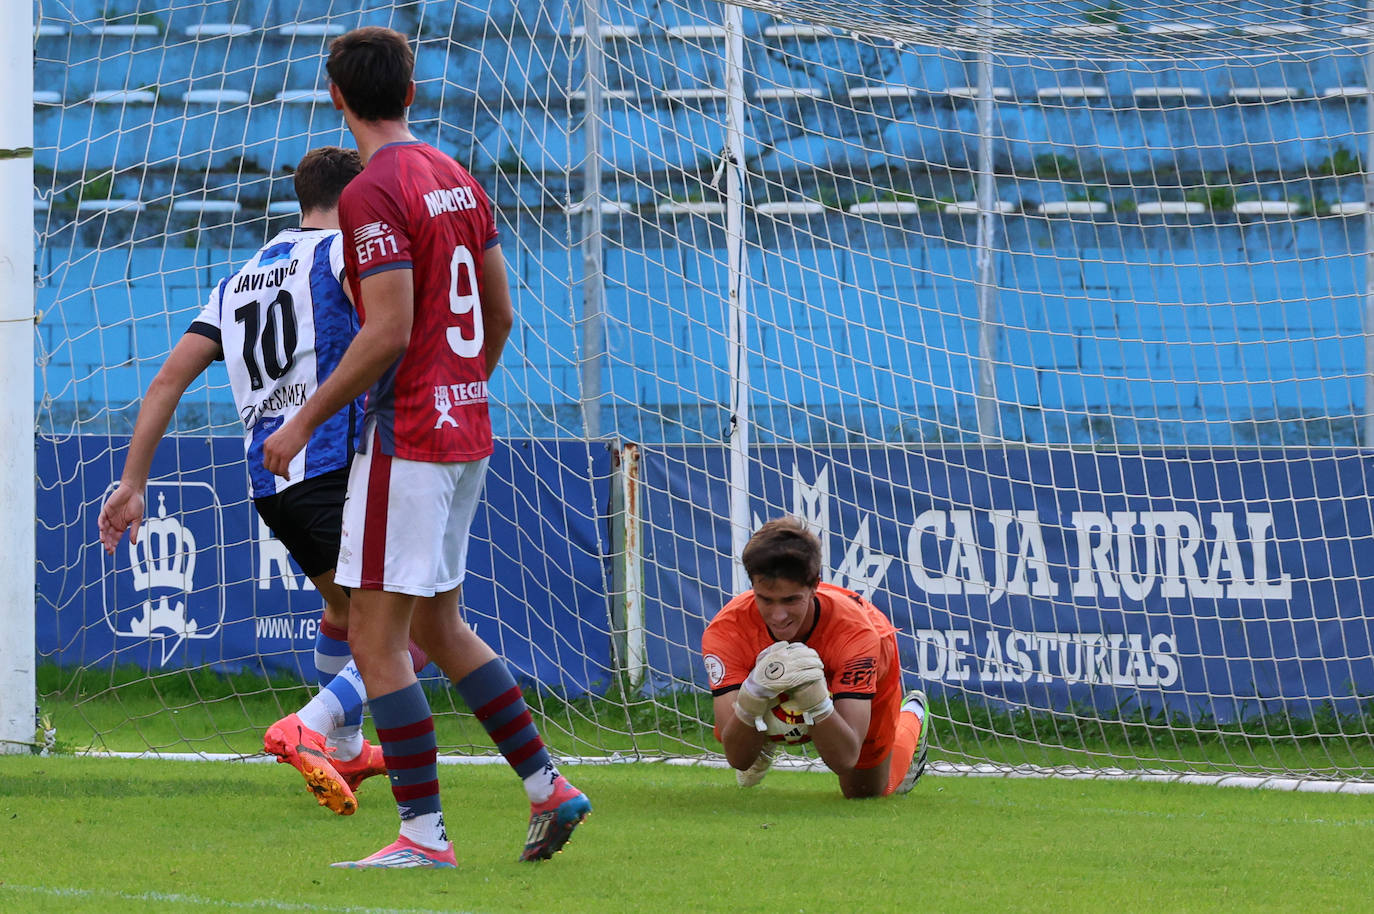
[29,0,1374,788]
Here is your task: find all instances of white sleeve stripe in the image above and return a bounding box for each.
[329,232,347,287]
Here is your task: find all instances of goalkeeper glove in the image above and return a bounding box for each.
[734,642,826,730]
[733,642,788,731]
[758,642,826,694]
[784,673,834,725]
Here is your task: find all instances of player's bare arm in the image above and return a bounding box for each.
[806,697,871,776]
[480,244,514,377]
[262,268,414,477]
[713,691,772,771]
[713,642,822,769]
[97,333,219,553]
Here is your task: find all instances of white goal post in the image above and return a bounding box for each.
[22,0,1374,788]
[1,1,35,755]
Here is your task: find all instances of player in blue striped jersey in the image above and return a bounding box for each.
[205,213,360,499]
[97,147,419,815]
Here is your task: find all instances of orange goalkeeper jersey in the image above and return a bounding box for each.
[702,582,903,766]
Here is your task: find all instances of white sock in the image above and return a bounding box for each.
[523,761,561,804]
[326,726,363,762]
[399,812,449,850]
[296,690,345,738]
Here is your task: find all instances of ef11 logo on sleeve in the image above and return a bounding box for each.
[353,221,399,264]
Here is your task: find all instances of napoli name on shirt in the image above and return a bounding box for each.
[338,141,501,464]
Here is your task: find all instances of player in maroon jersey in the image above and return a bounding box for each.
[263,26,589,869]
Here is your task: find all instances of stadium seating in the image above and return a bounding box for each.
[31,0,1374,442]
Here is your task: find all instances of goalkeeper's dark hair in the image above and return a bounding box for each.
[327,26,414,122]
[293,146,362,214]
[741,516,822,587]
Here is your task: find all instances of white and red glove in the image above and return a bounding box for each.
[733,642,826,730]
[784,670,834,725]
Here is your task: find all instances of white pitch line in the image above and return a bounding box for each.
[0,884,482,914]
[81,751,1374,793]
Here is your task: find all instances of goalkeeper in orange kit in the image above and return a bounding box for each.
[701,516,931,797]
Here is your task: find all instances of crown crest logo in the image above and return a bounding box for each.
[128,493,197,592]
[103,482,223,667]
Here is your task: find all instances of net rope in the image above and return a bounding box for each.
[30,0,1374,784]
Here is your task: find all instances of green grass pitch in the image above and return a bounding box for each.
[1,755,1370,913]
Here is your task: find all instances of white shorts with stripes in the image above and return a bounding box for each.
[335,443,490,598]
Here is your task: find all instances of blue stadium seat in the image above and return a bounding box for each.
[450,36,566,100]
[656,4,768,35]
[870,43,962,98]
[73,27,182,96]
[598,103,732,172]
[32,0,1374,443]
[743,44,836,100]
[239,102,350,172]
[47,103,143,172]
[875,108,977,170]
[165,27,261,85]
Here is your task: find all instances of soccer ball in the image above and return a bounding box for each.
[762,696,812,745]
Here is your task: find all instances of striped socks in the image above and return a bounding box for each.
[299,618,365,761]
[313,617,351,684]
[455,659,560,803]
[371,682,448,850]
